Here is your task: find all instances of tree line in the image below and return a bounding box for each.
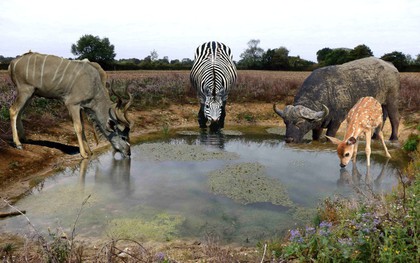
[1,35,419,71]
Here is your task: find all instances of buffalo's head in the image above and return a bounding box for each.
[273,104,329,143]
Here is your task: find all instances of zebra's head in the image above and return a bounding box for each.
[204,96,223,123]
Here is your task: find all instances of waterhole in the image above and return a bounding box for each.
[0,127,405,245]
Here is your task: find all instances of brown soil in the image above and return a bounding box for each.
[0,102,416,262]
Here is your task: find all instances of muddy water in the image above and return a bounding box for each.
[0,127,405,245]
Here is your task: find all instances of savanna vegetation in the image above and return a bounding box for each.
[0,69,419,262]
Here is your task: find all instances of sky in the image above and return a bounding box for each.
[1,0,419,63]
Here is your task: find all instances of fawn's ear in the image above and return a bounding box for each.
[325,135,341,145]
[346,137,357,145]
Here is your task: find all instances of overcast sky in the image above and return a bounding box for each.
[1,0,419,62]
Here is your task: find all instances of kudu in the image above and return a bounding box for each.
[326,97,391,167]
[8,52,133,158]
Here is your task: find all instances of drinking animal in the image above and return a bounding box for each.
[190,41,237,131]
[273,57,400,143]
[8,52,132,158]
[326,96,391,167]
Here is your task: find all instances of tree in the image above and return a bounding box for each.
[238,39,264,69]
[349,44,373,60]
[150,50,159,61]
[316,48,351,66]
[316,48,333,65]
[380,51,409,71]
[262,47,290,70]
[71,35,116,66]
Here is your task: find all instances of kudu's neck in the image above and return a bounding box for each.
[84,91,113,138]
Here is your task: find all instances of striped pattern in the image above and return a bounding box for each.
[9,52,106,101]
[190,41,237,127]
[8,51,131,158]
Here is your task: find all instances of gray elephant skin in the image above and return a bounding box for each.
[274,57,400,143]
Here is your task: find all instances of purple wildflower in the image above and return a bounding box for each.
[155,252,166,262]
[319,221,333,229]
[319,221,332,236]
[289,229,303,243]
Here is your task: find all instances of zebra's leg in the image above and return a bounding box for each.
[209,122,220,132]
[198,104,207,128]
[219,101,227,129]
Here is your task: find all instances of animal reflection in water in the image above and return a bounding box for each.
[78,157,133,196]
[199,130,225,149]
[337,159,390,191]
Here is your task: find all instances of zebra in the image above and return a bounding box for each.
[190,41,237,131]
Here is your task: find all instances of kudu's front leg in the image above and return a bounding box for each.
[9,85,34,149]
[67,105,91,159]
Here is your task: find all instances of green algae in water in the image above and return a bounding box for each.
[106,213,185,241]
[209,162,293,207]
[133,143,239,162]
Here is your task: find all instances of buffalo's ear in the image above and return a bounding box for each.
[346,137,357,145]
[325,135,341,145]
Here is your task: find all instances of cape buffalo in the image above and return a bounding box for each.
[274,57,400,143]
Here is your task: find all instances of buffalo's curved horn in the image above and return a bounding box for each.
[314,104,329,120]
[297,105,329,121]
[273,103,286,119]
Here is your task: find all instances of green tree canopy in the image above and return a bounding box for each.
[262,47,290,70]
[349,44,373,60]
[380,51,409,71]
[316,44,373,67]
[71,35,116,66]
[238,39,264,69]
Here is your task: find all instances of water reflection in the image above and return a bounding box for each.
[337,159,391,191]
[199,130,225,149]
[79,157,133,197]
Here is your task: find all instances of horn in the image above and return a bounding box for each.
[108,108,118,122]
[123,84,133,113]
[110,82,123,109]
[273,103,286,118]
[314,104,329,120]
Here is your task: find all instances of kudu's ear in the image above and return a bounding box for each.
[325,135,342,145]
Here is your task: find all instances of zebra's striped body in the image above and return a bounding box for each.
[190,41,237,130]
